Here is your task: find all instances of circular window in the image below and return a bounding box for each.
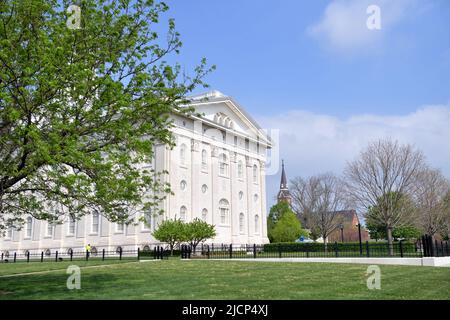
[201,184,208,194]
[239,191,244,200]
[45,249,51,256]
[180,180,187,191]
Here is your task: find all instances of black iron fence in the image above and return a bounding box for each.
[0,245,169,263]
[182,238,450,260]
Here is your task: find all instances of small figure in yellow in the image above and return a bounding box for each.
[85,243,92,259]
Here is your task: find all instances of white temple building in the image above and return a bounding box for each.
[0,91,271,254]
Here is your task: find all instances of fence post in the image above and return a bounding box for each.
[207,245,210,259]
[399,240,404,258]
[41,251,44,262]
[366,241,370,257]
[253,244,257,259]
[441,241,444,257]
[137,247,140,261]
[119,247,123,260]
[101,249,105,261]
[229,244,233,259]
[55,251,59,262]
[446,241,449,256]
[334,242,338,257]
[27,251,30,263]
[278,244,282,258]
[1,253,3,261]
[13,252,16,263]
[70,250,73,261]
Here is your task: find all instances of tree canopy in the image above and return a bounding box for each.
[268,202,307,243]
[0,0,213,231]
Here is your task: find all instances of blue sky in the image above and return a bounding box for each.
[164,0,450,206]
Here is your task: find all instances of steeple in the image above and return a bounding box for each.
[280,160,288,190]
[277,160,292,204]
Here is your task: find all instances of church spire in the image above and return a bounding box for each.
[280,160,288,190]
[277,160,292,204]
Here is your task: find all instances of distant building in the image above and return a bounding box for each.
[277,160,292,205]
[327,210,370,243]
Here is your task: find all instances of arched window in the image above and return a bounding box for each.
[92,212,99,234]
[202,208,208,221]
[219,199,230,225]
[201,150,208,170]
[238,160,243,179]
[68,216,76,235]
[180,180,187,191]
[25,217,33,238]
[253,164,258,184]
[239,213,245,234]
[180,206,187,221]
[254,215,260,234]
[142,210,152,231]
[219,153,229,176]
[180,143,187,165]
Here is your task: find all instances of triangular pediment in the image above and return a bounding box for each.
[186,91,271,146]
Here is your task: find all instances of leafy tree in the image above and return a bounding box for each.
[267,202,292,242]
[184,218,216,252]
[0,0,213,231]
[152,218,186,255]
[270,211,308,243]
[366,193,421,241]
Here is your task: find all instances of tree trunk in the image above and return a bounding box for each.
[170,244,174,256]
[386,227,394,256]
[323,236,328,253]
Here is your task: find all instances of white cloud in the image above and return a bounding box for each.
[307,0,419,53]
[258,104,450,205]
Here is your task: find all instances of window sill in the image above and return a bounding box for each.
[179,164,188,169]
[88,233,99,236]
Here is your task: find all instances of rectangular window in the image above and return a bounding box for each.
[92,213,99,234]
[68,217,76,235]
[245,139,249,151]
[6,227,13,239]
[26,218,32,238]
[116,223,124,233]
[47,223,54,237]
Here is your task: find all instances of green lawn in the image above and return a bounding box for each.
[1,260,449,299]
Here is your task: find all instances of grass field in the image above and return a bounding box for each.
[1,259,449,300]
